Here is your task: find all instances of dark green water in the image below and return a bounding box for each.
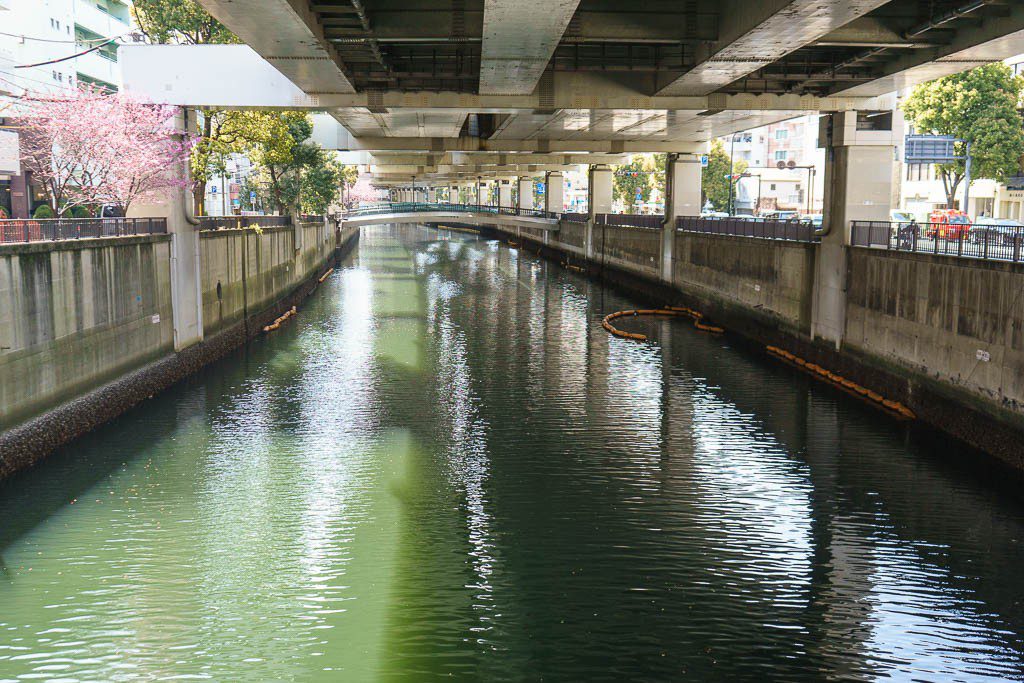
[2,225,1024,681]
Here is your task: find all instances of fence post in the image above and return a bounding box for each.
[957,229,964,257]
[983,229,989,259]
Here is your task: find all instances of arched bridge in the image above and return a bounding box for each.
[340,203,564,232]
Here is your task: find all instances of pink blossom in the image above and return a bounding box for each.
[18,85,192,214]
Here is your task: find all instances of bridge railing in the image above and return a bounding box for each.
[677,215,819,243]
[343,202,561,220]
[596,213,664,229]
[851,220,1024,263]
[0,217,167,243]
[198,215,292,230]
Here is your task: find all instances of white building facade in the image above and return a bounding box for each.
[0,0,134,217]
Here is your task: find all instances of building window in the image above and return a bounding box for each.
[774,150,788,161]
[769,183,777,191]
[775,129,788,140]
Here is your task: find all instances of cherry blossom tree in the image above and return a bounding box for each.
[345,175,384,207]
[18,86,191,214]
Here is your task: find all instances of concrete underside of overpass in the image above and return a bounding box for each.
[120,0,1024,189]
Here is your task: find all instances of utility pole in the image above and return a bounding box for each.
[727,134,736,215]
[963,141,973,216]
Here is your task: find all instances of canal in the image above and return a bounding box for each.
[2,225,1023,681]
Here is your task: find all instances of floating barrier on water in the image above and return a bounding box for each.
[562,262,586,273]
[507,240,519,247]
[602,306,725,341]
[263,306,298,334]
[765,345,916,420]
[318,267,334,283]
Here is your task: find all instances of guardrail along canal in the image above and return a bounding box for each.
[2,225,1023,681]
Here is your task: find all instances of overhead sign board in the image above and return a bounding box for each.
[0,130,20,175]
[905,134,961,163]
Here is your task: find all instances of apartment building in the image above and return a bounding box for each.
[0,0,134,217]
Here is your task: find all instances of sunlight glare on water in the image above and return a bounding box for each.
[1,225,1023,681]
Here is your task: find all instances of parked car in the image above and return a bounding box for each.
[805,214,823,228]
[759,210,801,221]
[890,209,918,223]
[926,209,971,239]
[970,218,1024,245]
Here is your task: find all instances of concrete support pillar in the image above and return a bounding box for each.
[425,187,436,203]
[479,180,489,206]
[545,172,564,213]
[517,177,534,210]
[812,111,897,347]
[586,165,614,259]
[127,109,202,351]
[589,164,613,216]
[450,185,460,205]
[661,153,704,282]
[498,179,513,208]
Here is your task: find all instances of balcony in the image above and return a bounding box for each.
[73,1,130,38]
[76,50,119,88]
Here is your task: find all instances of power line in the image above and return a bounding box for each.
[14,39,119,69]
[0,29,130,44]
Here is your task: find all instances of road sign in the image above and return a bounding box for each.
[905,134,962,163]
[210,185,218,194]
[699,154,709,167]
[250,191,257,201]
[635,190,643,200]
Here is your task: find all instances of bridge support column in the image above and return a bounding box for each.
[586,165,613,259]
[545,172,564,213]
[499,179,512,208]
[425,187,436,203]
[812,111,897,348]
[450,185,460,204]
[517,177,534,210]
[661,153,703,283]
[478,180,488,207]
[128,109,203,351]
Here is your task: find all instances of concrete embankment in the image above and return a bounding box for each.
[498,220,1024,470]
[0,223,358,479]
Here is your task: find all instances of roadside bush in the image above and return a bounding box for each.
[32,205,55,219]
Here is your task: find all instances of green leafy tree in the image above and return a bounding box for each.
[612,156,654,212]
[133,0,280,215]
[246,113,341,215]
[702,139,747,212]
[903,63,1024,209]
[132,0,237,45]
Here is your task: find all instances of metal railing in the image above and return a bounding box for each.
[677,215,819,242]
[198,215,292,230]
[0,217,168,243]
[596,213,664,229]
[560,212,589,223]
[343,202,561,219]
[851,220,1024,263]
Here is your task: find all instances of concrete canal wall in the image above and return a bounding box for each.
[0,222,356,479]
[200,220,334,337]
[499,220,1024,468]
[0,235,175,431]
[844,248,1024,429]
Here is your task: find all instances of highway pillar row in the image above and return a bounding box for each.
[545,172,564,213]
[127,109,203,352]
[661,154,703,283]
[812,111,897,348]
[499,179,513,208]
[517,177,534,210]
[450,185,460,203]
[425,187,436,203]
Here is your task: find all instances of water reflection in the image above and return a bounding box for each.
[0,224,1022,681]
